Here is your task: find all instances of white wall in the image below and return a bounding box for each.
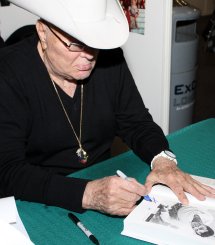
[122,0,172,134]
[0,4,38,40]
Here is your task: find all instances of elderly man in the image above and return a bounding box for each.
[0,0,214,216]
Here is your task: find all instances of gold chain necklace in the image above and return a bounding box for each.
[51,79,88,164]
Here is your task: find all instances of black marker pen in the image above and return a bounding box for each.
[68,213,99,245]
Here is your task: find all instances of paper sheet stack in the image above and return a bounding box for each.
[0,196,34,245]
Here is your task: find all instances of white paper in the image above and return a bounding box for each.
[12,212,31,239]
[122,176,215,245]
[0,219,34,245]
[0,196,17,224]
[0,196,34,244]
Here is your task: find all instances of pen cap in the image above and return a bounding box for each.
[68,213,79,224]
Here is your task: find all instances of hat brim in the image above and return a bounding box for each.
[74,15,129,49]
[10,0,129,49]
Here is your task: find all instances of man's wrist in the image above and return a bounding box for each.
[151,150,177,170]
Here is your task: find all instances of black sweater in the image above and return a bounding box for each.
[0,35,169,212]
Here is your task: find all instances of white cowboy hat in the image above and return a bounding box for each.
[10,0,129,49]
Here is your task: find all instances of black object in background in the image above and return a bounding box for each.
[203,9,215,53]
[0,36,5,48]
[5,25,36,46]
[0,0,10,6]
[203,10,215,40]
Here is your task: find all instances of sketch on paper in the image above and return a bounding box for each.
[146,202,215,240]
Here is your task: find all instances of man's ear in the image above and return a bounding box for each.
[36,20,47,49]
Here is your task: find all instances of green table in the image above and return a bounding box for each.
[16,118,215,245]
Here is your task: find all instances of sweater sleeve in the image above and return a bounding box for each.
[0,67,89,213]
[113,49,170,163]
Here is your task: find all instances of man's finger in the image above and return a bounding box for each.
[169,184,189,205]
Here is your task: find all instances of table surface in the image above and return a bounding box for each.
[16,118,215,245]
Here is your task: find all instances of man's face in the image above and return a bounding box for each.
[37,21,99,81]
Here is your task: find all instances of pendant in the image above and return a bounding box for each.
[76,148,88,164]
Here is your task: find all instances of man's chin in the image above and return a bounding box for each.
[75,71,92,80]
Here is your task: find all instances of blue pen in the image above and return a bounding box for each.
[143,195,152,202]
[116,170,153,202]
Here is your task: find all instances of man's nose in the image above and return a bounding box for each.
[80,47,98,60]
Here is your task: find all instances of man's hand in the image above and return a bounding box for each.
[82,176,147,216]
[145,157,215,204]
